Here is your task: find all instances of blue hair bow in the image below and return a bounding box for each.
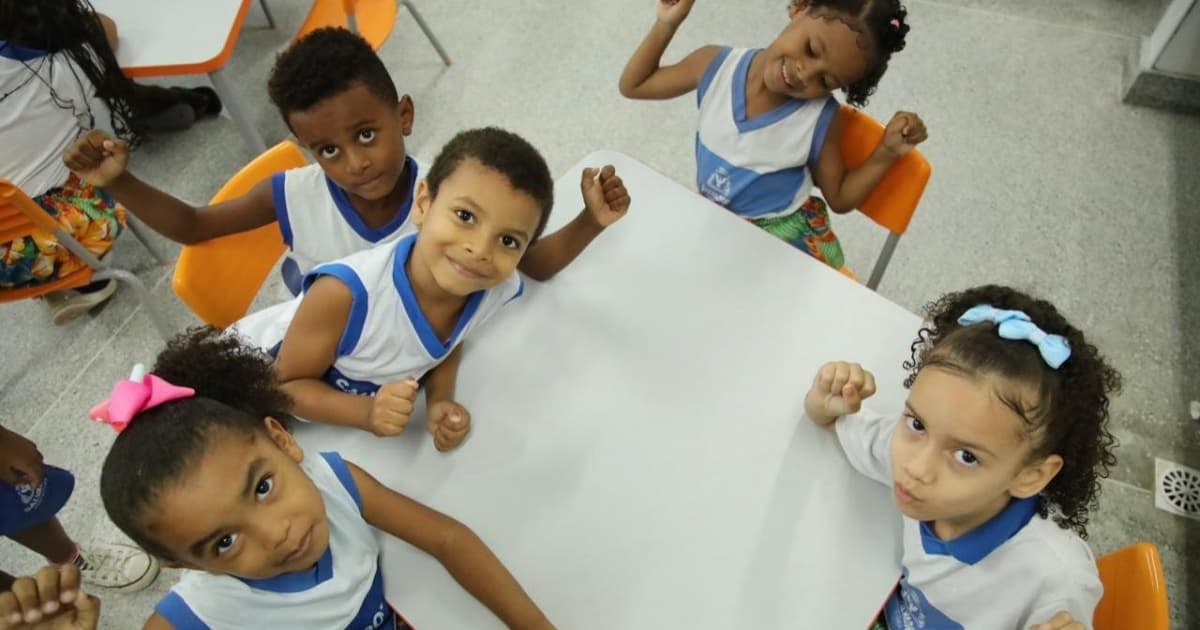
[956,305,1072,369]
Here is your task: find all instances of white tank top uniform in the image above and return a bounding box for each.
[234,232,524,396]
[834,410,1103,630]
[154,452,402,629]
[694,47,838,220]
[271,156,422,295]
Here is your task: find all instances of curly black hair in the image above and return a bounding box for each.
[902,285,1121,538]
[425,127,555,242]
[0,0,144,145]
[100,327,293,560]
[267,27,399,123]
[796,0,910,106]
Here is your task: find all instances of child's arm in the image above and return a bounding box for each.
[63,130,277,243]
[803,361,877,430]
[273,278,419,436]
[1029,612,1085,630]
[517,166,630,281]
[0,564,100,630]
[810,111,928,214]
[618,0,719,100]
[347,462,554,630]
[421,345,471,451]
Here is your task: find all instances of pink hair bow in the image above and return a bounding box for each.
[89,364,195,433]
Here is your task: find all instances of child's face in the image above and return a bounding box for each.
[409,159,544,296]
[142,419,331,580]
[762,3,873,100]
[288,83,414,203]
[888,368,1061,537]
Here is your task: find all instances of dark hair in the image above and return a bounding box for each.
[798,0,910,106]
[0,0,144,144]
[268,27,398,123]
[425,127,555,242]
[903,285,1121,537]
[100,327,293,559]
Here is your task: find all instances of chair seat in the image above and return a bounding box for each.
[0,267,94,302]
[297,0,398,50]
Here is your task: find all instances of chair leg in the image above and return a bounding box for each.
[125,216,171,266]
[866,232,901,291]
[94,269,172,342]
[399,1,451,65]
[258,0,277,29]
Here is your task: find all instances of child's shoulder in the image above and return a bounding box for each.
[1003,515,1098,579]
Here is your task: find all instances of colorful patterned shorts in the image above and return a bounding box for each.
[0,174,125,288]
[750,195,845,270]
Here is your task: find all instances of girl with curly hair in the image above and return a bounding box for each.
[803,285,1121,630]
[86,327,553,630]
[619,0,927,272]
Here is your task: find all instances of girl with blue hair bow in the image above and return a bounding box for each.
[803,284,1121,630]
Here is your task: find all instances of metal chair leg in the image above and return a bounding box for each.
[258,0,277,29]
[125,216,171,265]
[399,1,451,65]
[94,269,172,341]
[866,232,901,291]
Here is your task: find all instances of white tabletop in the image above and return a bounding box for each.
[90,0,249,74]
[293,150,921,629]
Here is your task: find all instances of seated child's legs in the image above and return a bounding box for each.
[750,196,846,270]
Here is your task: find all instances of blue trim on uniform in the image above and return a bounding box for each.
[504,277,525,304]
[390,235,485,359]
[809,98,839,166]
[0,466,75,536]
[732,49,804,133]
[281,258,303,296]
[324,156,418,243]
[303,263,369,357]
[0,40,46,62]
[319,452,362,512]
[694,136,808,217]
[919,497,1040,565]
[238,545,334,594]
[155,592,210,630]
[271,172,293,247]
[696,46,733,106]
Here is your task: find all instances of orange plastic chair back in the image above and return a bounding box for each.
[296,0,398,50]
[171,141,306,328]
[838,105,931,235]
[0,179,95,301]
[1094,542,1170,630]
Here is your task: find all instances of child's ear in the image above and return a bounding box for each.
[413,179,431,227]
[788,0,809,19]
[396,94,414,136]
[263,416,304,464]
[1009,454,1063,499]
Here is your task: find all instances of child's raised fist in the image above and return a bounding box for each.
[881,111,928,157]
[366,378,419,437]
[62,130,129,188]
[804,361,876,427]
[656,0,696,27]
[580,165,631,229]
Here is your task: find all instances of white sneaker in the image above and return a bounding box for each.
[76,543,160,592]
[43,280,117,326]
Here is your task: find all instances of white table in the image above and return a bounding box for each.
[91,0,266,153]
[293,150,922,629]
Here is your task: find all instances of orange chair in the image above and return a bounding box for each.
[0,180,173,339]
[1094,542,1170,630]
[171,141,307,329]
[837,105,932,290]
[294,0,451,64]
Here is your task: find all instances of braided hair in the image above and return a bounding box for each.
[798,0,910,106]
[0,0,144,145]
[903,285,1122,538]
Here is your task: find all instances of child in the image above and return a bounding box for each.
[235,127,629,450]
[86,327,555,629]
[64,27,621,296]
[0,424,159,597]
[803,285,1120,629]
[619,0,927,271]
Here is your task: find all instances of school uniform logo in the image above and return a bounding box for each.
[16,480,46,513]
[702,167,733,205]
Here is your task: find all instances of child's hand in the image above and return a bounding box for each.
[0,426,45,489]
[581,165,631,229]
[657,0,696,27]
[427,400,472,452]
[366,378,419,437]
[804,361,876,427]
[880,111,928,158]
[62,130,130,188]
[0,564,100,630]
[1029,611,1085,630]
